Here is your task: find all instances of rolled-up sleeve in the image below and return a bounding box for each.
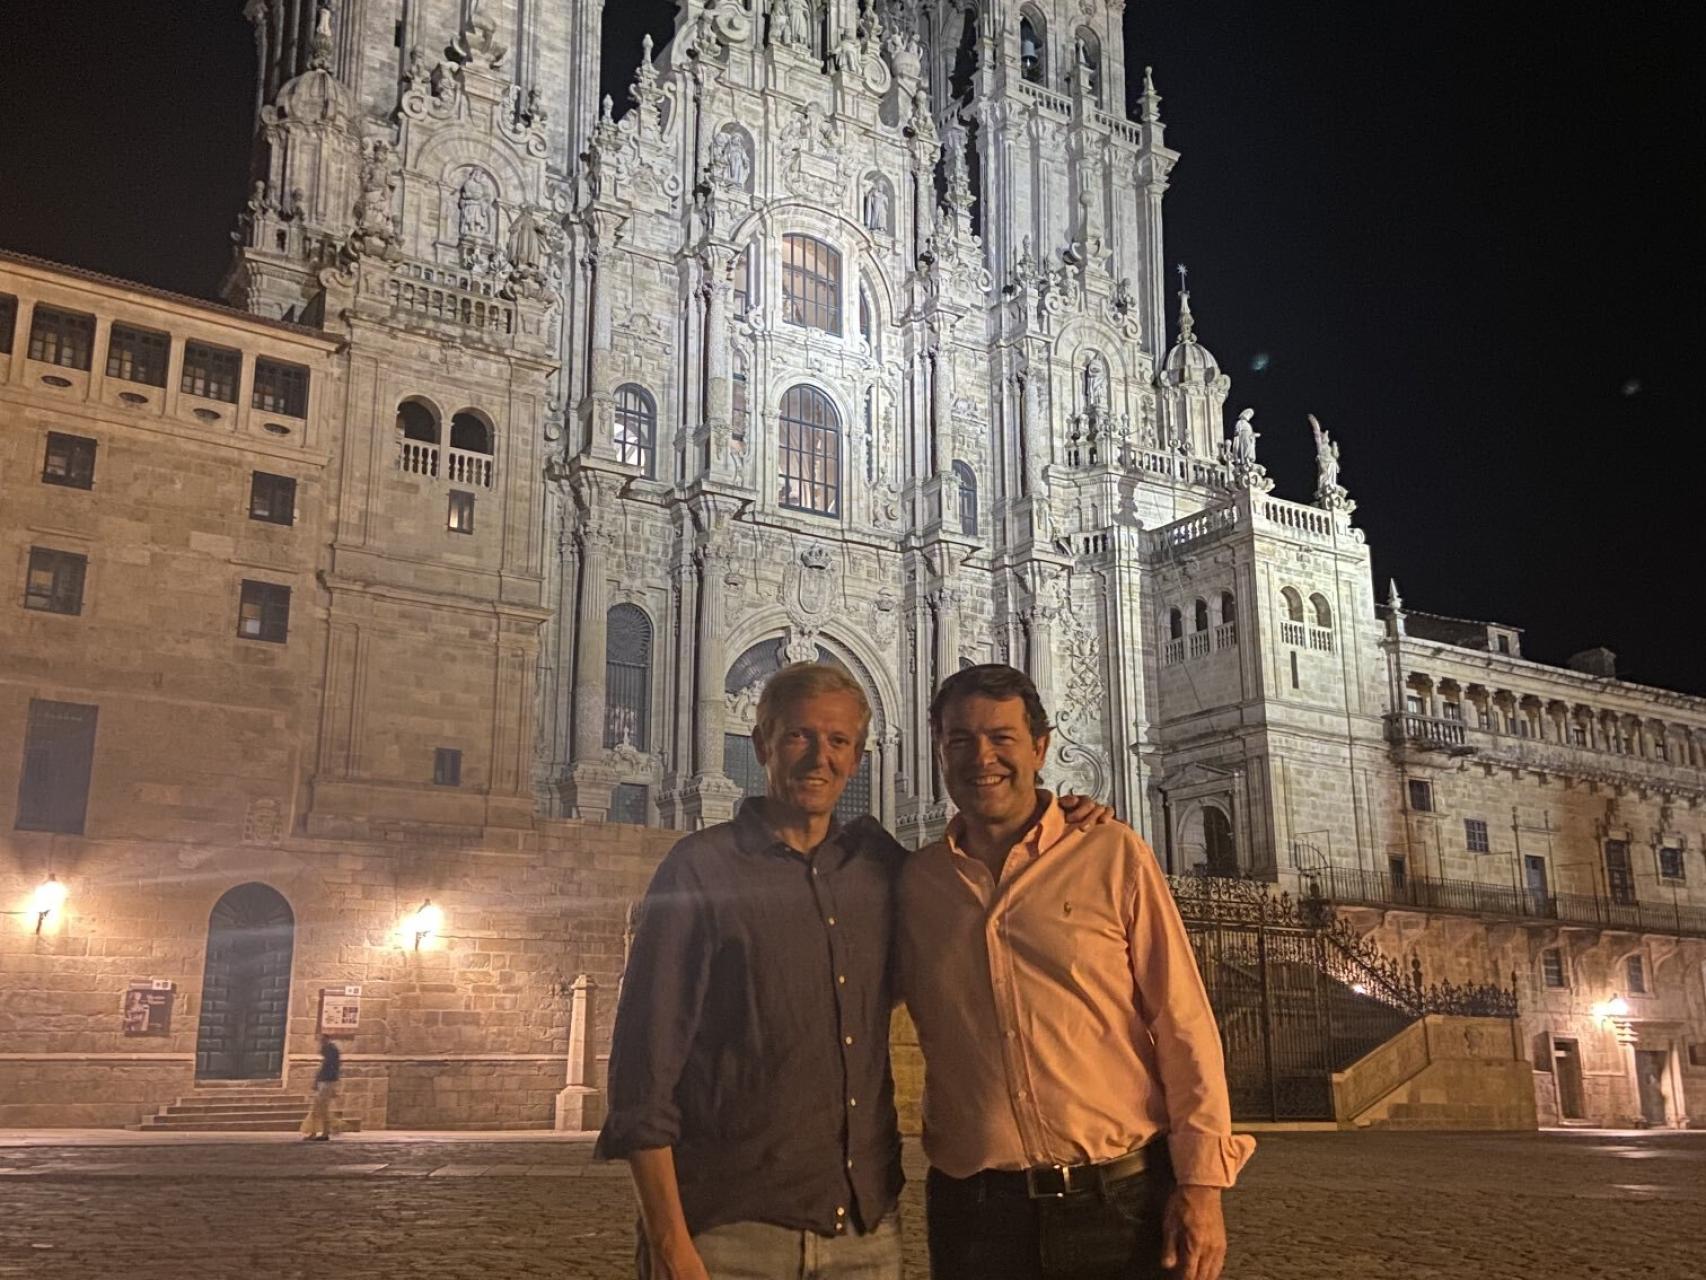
[1126,839,1256,1188]
[594,851,712,1160]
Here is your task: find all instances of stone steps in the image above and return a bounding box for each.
[130,1086,361,1133]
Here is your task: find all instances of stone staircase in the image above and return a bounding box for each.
[130,1081,362,1133]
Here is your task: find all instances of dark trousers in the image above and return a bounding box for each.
[925,1165,1172,1280]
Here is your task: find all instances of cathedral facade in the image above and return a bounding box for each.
[2,0,1704,1131]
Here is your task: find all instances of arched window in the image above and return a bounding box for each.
[614,384,657,478]
[1310,592,1333,629]
[1168,608,1183,640]
[778,384,841,516]
[449,410,492,454]
[604,604,652,749]
[1194,598,1210,632]
[397,399,439,443]
[782,234,842,335]
[1281,586,1305,623]
[1073,27,1101,100]
[1019,9,1047,84]
[1204,807,1237,876]
[952,460,977,536]
[1220,591,1237,625]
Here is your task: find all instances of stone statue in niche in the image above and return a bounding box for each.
[712,131,751,189]
[863,178,890,232]
[458,169,497,241]
[1230,408,1259,470]
[774,0,815,49]
[1084,357,1109,414]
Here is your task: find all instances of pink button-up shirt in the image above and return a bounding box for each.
[898,794,1255,1187]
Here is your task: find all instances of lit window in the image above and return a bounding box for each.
[252,357,309,417]
[24,547,87,615]
[614,384,656,477]
[249,472,297,526]
[448,490,476,534]
[777,384,840,516]
[27,305,95,370]
[1465,818,1490,853]
[182,341,241,402]
[782,235,842,335]
[105,323,170,387]
[237,579,290,643]
[42,432,97,489]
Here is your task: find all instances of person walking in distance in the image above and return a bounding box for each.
[300,1034,341,1141]
[900,664,1254,1280]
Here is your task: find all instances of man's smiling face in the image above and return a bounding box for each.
[754,689,865,823]
[937,692,1050,829]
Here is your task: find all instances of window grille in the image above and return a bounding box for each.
[182,341,241,402]
[237,580,291,643]
[24,547,86,615]
[782,235,842,335]
[27,306,95,370]
[105,323,170,386]
[778,384,840,516]
[42,432,97,489]
[252,357,309,416]
[605,604,653,750]
[614,384,656,477]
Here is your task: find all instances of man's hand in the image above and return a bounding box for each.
[647,1233,711,1280]
[1160,1184,1227,1280]
[1059,793,1116,830]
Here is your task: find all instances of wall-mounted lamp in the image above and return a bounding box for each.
[1591,993,1637,1046]
[32,876,68,934]
[400,899,444,950]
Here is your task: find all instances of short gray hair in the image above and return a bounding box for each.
[755,662,872,746]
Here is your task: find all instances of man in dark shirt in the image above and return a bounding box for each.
[597,662,904,1279]
[300,1034,341,1141]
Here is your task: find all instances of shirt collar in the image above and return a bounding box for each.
[734,795,849,864]
[944,789,1063,862]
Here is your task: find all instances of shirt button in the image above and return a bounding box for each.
[1005,1029,1016,1040]
[826,916,836,926]
[836,1206,847,1217]
[848,1097,858,1107]
[844,1035,855,1046]
[1016,1089,1028,1101]
[846,1158,855,1170]
[838,974,846,985]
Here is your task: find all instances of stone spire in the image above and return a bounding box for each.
[1139,65,1162,125]
[1175,263,1196,343]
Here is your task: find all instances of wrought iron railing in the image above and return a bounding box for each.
[1311,864,1706,940]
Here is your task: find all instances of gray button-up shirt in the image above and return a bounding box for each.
[595,798,905,1238]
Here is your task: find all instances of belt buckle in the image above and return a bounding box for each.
[1024,1162,1073,1199]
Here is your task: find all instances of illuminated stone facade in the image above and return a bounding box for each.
[2,1,1704,1128]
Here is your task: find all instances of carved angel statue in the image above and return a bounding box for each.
[458,170,497,241]
[1230,408,1259,470]
[774,0,815,48]
[1084,358,1109,412]
[1112,275,1136,315]
[710,131,751,188]
[863,178,891,232]
[1310,413,1340,491]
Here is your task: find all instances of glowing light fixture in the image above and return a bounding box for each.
[32,876,68,934]
[1592,994,1631,1021]
[401,899,444,950]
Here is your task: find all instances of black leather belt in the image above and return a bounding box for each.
[960,1140,1166,1200]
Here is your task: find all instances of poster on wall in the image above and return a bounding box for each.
[318,985,362,1037]
[122,980,175,1037]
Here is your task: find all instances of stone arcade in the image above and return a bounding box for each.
[2,0,1703,1130]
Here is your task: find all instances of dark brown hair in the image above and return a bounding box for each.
[929,663,1052,740]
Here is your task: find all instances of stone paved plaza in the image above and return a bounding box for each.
[1,1129,1701,1279]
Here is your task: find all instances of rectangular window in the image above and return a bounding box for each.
[1290,651,1300,690]
[24,547,87,615]
[105,322,170,386]
[1570,725,1587,747]
[1407,779,1433,813]
[1464,818,1490,853]
[0,292,17,354]
[1659,845,1686,882]
[1626,954,1646,995]
[248,472,297,526]
[27,305,96,370]
[433,748,462,787]
[448,490,476,534]
[611,782,649,825]
[1405,694,1424,715]
[1541,948,1568,989]
[1442,701,1464,722]
[1477,706,1493,730]
[42,432,98,489]
[237,579,290,643]
[781,234,842,335]
[252,357,309,416]
[181,341,241,402]
[1604,838,1635,906]
[16,699,98,834]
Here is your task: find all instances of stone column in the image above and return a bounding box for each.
[554,975,605,1131]
[579,212,626,461]
[683,516,741,828]
[563,477,617,820]
[700,246,738,480]
[931,587,960,687]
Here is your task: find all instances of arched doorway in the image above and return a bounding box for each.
[1204,806,1238,877]
[194,883,295,1080]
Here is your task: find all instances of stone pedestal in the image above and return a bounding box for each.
[554,974,605,1133]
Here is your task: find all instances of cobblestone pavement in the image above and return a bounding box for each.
[1,1129,1701,1279]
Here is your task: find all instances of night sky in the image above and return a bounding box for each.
[2,2,1697,692]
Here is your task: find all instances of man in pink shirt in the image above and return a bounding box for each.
[899,664,1254,1280]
